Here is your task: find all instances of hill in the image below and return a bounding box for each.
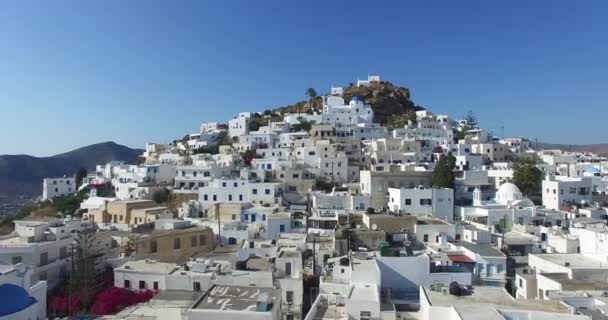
[537,143,608,156]
[273,81,424,125]
[0,142,143,196]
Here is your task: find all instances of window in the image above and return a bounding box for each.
[228,195,232,201]
[252,189,258,195]
[200,235,206,246]
[420,199,432,206]
[40,252,48,266]
[194,282,201,291]
[405,199,412,205]
[280,224,285,232]
[262,214,266,221]
[497,264,503,273]
[222,182,227,187]
[11,256,22,264]
[285,262,292,276]
[191,236,197,247]
[174,238,181,250]
[265,189,270,195]
[360,311,371,320]
[239,194,243,201]
[286,291,294,303]
[124,280,131,289]
[153,282,159,290]
[423,234,429,242]
[139,281,146,290]
[213,195,217,201]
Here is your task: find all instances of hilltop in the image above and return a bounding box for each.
[273,81,424,125]
[537,142,608,156]
[0,141,143,197]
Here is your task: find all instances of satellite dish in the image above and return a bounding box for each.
[372,224,378,231]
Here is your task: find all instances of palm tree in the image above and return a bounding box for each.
[305,88,317,113]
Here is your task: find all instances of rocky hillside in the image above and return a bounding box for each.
[274,81,424,125]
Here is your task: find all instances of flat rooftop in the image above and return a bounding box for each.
[312,303,347,320]
[350,283,379,302]
[541,273,608,291]
[116,260,179,274]
[426,285,570,317]
[459,241,505,257]
[153,290,202,303]
[351,257,377,275]
[193,285,278,312]
[503,231,540,245]
[532,253,608,269]
[417,217,449,225]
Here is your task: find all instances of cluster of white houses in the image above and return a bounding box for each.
[3,74,608,319]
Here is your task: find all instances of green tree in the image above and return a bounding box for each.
[464,110,478,129]
[75,167,87,188]
[512,157,542,196]
[291,117,315,132]
[152,188,171,204]
[432,153,456,188]
[305,88,317,112]
[68,230,98,311]
[240,149,261,167]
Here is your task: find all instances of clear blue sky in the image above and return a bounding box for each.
[1,1,607,156]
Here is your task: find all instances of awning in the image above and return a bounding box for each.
[448,254,475,263]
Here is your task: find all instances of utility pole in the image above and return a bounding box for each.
[215,204,221,245]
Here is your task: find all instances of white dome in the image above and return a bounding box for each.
[496,182,522,205]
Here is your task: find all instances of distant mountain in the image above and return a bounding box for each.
[0,142,143,196]
[273,81,424,125]
[537,143,608,155]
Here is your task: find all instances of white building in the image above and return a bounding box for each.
[542,176,593,210]
[229,112,252,138]
[42,176,76,200]
[114,259,220,292]
[198,179,282,210]
[516,253,608,301]
[0,264,47,320]
[0,218,92,290]
[322,95,374,126]
[388,187,454,221]
[356,73,381,87]
[312,190,370,211]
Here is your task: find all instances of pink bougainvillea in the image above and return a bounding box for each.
[50,295,80,315]
[90,287,157,315]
